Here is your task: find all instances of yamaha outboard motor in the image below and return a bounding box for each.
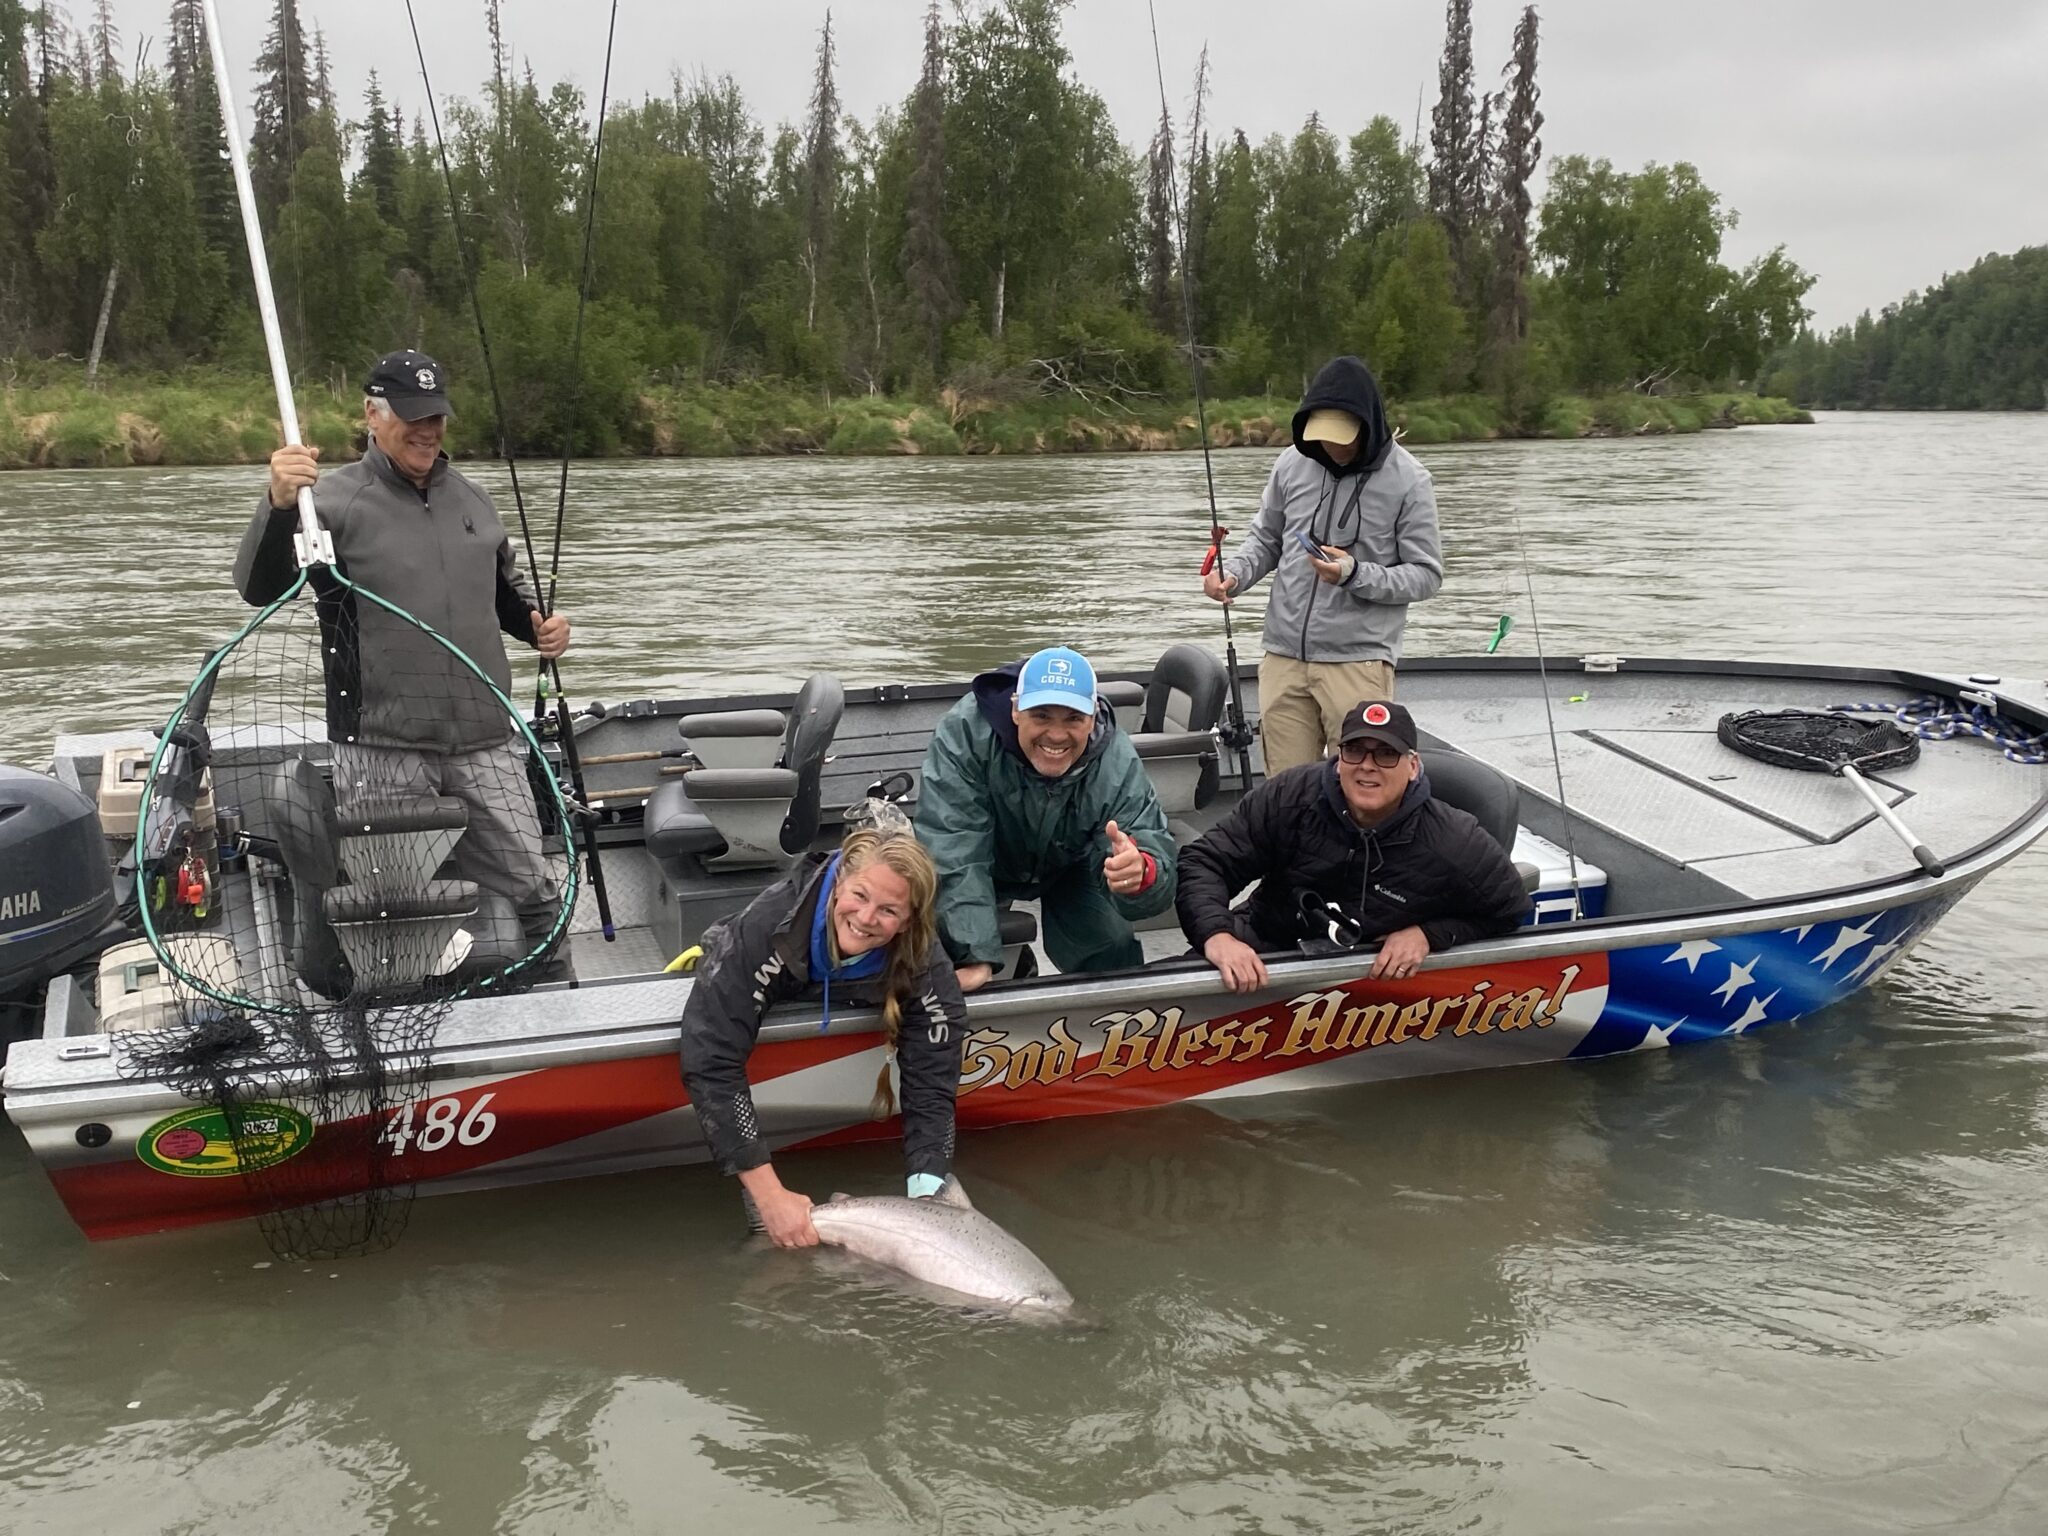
[0,765,121,1003]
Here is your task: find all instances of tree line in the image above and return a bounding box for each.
[0,0,1818,453]
[1759,246,2048,411]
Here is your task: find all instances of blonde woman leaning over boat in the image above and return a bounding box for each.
[677,812,966,1248]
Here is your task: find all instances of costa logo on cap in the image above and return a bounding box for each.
[1364,703,1391,726]
[1048,658,1072,677]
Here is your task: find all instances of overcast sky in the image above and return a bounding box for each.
[110,0,2048,329]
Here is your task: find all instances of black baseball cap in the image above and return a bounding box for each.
[364,349,455,421]
[1338,699,1417,753]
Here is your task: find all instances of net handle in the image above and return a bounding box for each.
[1840,763,1944,877]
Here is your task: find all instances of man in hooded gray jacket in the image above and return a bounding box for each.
[1202,355,1443,776]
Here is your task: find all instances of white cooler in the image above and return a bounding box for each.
[1511,828,1609,926]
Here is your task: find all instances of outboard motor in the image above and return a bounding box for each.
[0,764,122,1002]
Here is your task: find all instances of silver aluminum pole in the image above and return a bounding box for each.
[199,0,332,568]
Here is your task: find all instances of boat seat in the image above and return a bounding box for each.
[997,906,1038,980]
[1130,643,1229,812]
[266,757,352,999]
[1133,730,1217,817]
[1420,747,1541,894]
[331,793,468,895]
[1099,679,1145,735]
[646,673,845,876]
[325,879,480,991]
[677,708,787,771]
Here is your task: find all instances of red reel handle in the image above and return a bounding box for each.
[1200,524,1230,576]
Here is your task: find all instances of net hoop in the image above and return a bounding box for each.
[1716,709,1920,775]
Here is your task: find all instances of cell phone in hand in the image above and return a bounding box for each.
[1292,529,1329,561]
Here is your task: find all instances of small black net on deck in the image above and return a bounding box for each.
[1717,709,1921,775]
[123,579,575,1259]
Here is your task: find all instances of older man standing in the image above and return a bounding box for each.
[233,349,572,970]
[1202,355,1443,775]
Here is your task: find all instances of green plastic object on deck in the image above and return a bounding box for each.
[1486,615,1514,654]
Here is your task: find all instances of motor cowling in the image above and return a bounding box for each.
[0,764,120,998]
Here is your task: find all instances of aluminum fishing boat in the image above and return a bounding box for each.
[6,650,2045,1242]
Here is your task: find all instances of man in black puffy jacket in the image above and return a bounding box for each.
[1177,701,1531,993]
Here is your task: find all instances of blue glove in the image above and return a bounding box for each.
[906,1172,945,1199]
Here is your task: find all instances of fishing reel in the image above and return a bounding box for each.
[137,664,221,923]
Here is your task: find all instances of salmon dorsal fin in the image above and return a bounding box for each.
[828,1192,852,1204]
[936,1176,974,1211]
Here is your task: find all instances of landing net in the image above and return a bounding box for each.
[121,574,576,1258]
[1717,709,1921,775]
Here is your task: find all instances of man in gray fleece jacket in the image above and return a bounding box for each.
[1201,355,1443,775]
[234,349,573,963]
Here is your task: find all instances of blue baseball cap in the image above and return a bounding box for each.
[1014,646,1097,715]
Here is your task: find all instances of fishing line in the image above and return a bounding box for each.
[1143,2,1256,789]
[401,0,616,940]
[1510,503,1584,916]
[543,1,619,626]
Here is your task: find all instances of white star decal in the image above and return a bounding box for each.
[1664,938,1722,973]
[1731,991,1778,1032]
[1793,925,1814,942]
[1813,919,1878,971]
[1643,1016,1689,1048]
[1711,955,1759,1005]
[1846,937,1905,983]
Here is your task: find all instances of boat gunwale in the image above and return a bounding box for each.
[15,654,2043,1105]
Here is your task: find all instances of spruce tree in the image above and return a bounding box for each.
[800,10,838,331]
[1144,105,1175,335]
[899,0,954,374]
[1427,0,1477,300]
[250,0,315,228]
[1490,7,1542,365]
[165,0,240,287]
[359,70,402,227]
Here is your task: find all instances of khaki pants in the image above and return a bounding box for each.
[1257,653,1395,776]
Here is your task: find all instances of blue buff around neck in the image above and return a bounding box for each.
[810,852,886,1032]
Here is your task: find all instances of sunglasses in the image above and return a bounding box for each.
[1337,741,1408,768]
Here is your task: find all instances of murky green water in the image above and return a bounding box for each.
[4,414,2048,1532]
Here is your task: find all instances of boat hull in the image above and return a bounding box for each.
[22,888,1960,1242]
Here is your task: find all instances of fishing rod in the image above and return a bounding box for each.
[1510,504,1585,918]
[1144,3,1256,791]
[541,1,618,644]
[403,0,616,942]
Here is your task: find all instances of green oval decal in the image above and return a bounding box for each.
[138,1102,314,1178]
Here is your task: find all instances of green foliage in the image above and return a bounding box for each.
[1760,246,2048,411]
[0,0,1837,457]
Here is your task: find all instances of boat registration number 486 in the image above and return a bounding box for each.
[379,1093,498,1156]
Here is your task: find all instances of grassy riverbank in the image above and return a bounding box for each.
[0,369,1810,469]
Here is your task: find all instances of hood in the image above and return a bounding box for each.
[1291,355,1393,479]
[1320,759,1433,836]
[971,660,1115,779]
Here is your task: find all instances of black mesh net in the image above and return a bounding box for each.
[121,578,576,1258]
[1717,709,1921,775]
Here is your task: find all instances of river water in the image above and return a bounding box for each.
[3,413,2048,1532]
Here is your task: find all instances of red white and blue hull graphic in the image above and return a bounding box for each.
[17,895,1955,1242]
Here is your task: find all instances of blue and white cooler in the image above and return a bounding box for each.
[1511,828,1609,927]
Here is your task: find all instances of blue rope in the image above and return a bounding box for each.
[1831,695,2048,765]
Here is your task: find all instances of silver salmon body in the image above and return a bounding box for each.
[808,1178,1074,1315]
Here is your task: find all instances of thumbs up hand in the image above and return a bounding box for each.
[1103,820,1148,897]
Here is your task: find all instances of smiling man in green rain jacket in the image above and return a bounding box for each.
[914,647,1177,991]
